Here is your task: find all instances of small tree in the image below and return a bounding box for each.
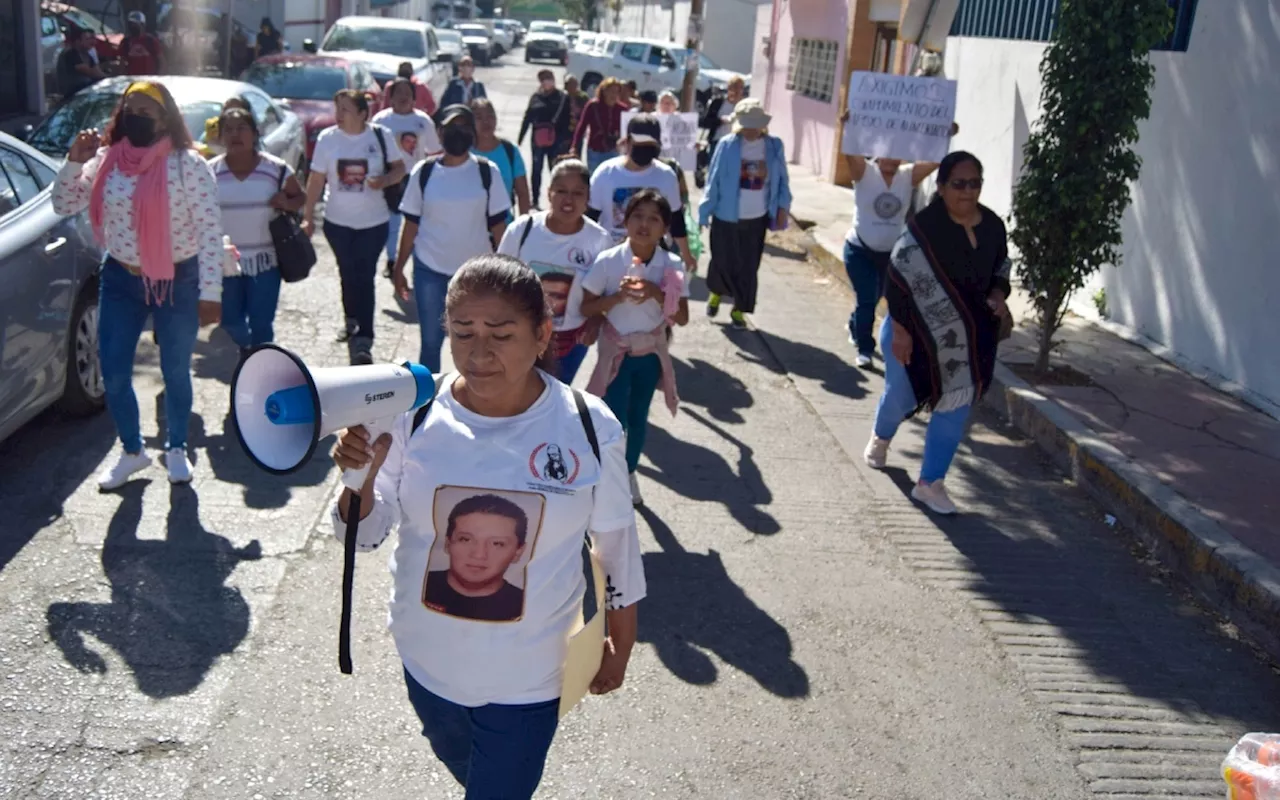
[1010,0,1172,373]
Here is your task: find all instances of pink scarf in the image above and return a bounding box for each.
[89,138,175,304]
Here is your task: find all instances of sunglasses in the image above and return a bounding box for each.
[947,178,984,190]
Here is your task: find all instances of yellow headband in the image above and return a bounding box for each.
[124,81,166,108]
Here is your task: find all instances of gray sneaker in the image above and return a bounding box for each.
[348,336,374,366]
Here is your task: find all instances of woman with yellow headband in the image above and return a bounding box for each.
[52,80,226,491]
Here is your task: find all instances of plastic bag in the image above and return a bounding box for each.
[1223,732,1280,799]
[685,207,703,263]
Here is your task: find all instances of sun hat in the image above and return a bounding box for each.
[732,98,771,133]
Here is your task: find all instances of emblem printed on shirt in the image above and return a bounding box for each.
[528,443,580,485]
[567,246,589,268]
[873,191,904,220]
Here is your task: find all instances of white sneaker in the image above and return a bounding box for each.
[628,472,643,507]
[855,353,873,368]
[166,448,195,484]
[97,450,153,490]
[911,479,958,515]
[863,436,890,469]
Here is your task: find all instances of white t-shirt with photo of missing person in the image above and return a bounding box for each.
[588,155,683,242]
[372,108,441,167]
[330,373,646,708]
[497,211,615,332]
[310,123,401,230]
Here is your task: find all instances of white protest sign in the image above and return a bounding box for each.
[841,72,957,163]
[621,111,699,171]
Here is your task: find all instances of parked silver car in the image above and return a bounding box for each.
[0,133,106,444]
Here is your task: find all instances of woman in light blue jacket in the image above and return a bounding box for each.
[697,98,792,328]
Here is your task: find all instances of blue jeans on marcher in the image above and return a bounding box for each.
[873,316,972,483]
[844,238,891,357]
[413,257,452,372]
[587,148,612,176]
[404,668,559,799]
[602,352,662,473]
[98,256,200,453]
[557,342,588,384]
[385,212,402,265]
[220,268,282,348]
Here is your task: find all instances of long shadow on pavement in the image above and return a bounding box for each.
[46,483,262,698]
[669,356,753,424]
[729,326,870,401]
[882,411,1280,727]
[635,504,809,698]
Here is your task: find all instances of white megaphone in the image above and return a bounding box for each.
[230,344,436,491]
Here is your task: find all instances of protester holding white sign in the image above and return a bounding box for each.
[841,71,957,163]
[838,82,957,368]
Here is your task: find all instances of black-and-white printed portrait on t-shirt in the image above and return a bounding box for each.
[422,486,546,623]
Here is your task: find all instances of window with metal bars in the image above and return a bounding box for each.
[785,38,840,103]
[949,0,1198,52]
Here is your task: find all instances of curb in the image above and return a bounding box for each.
[790,216,1280,663]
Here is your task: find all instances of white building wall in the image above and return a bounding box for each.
[943,0,1280,406]
[602,0,763,75]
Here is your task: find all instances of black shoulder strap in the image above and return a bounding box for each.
[516,216,534,256]
[477,157,493,193]
[418,155,440,193]
[572,388,600,464]
[410,373,447,435]
[277,161,286,191]
[371,124,390,168]
[501,139,516,166]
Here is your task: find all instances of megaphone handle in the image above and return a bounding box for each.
[338,491,360,675]
[341,419,390,493]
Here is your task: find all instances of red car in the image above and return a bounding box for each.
[239,54,386,169]
[42,1,122,60]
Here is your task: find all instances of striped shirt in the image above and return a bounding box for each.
[211,153,292,276]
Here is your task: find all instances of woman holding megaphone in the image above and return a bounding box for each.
[332,254,646,799]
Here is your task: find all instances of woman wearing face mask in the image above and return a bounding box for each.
[374,78,442,277]
[333,255,645,800]
[470,97,530,221]
[53,81,224,489]
[570,77,625,176]
[211,108,305,356]
[581,190,690,506]
[697,99,792,330]
[302,89,406,365]
[865,152,1010,516]
[498,160,613,384]
[588,115,698,274]
[392,104,511,372]
[518,69,571,208]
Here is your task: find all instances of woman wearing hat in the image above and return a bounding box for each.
[697,98,792,329]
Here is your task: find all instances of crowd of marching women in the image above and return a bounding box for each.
[52,52,1006,796]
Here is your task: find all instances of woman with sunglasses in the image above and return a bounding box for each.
[863,152,1010,516]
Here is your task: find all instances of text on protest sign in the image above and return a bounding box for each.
[621,111,699,171]
[841,72,957,163]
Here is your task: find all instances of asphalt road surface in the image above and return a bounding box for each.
[2,49,1278,799]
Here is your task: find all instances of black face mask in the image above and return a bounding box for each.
[630,145,658,167]
[441,127,473,157]
[121,112,158,148]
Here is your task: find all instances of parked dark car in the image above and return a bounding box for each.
[0,132,106,444]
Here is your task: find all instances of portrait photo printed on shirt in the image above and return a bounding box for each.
[739,159,767,191]
[610,186,643,230]
[423,487,547,623]
[336,158,369,192]
[398,132,418,157]
[528,261,575,327]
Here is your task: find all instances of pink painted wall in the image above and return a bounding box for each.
[757,0,849,179]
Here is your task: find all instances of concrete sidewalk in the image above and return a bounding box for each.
[786,168,1280,660]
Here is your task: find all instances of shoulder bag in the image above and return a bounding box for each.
[269,163,317,283]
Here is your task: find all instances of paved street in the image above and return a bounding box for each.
[2,50,1279,799]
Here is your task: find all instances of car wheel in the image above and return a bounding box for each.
[56,282,105,417]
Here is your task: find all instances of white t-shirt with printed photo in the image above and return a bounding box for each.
[588,156,683,242]
[399,155,512,276]
[310,123,401,230]
[580,241,689,335]
[329,373,646,708]
[372,108,441,167]
[497,212,615,332]
[211,152,292,276]
[737,137,769,221]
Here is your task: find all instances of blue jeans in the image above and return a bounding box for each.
[385,212,402,264]
[587,148,612,175]
[404,668,559,799]
[844,239,890,356]
[323,220,387,341]
[220,268,282,348]
[602,352,662,473]
[413,257,452,372]
[873,316,972,483]
[98,256,200,453]
[557,342,588,384]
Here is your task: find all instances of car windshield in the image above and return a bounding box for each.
[673,49,722,71]
[27,90,223,157]
[322,24,425,58]
[242,63,347,100]
[456,25,486,36]
[529,22,564,35]
[437,30,462,43]
[59,6,118,35]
